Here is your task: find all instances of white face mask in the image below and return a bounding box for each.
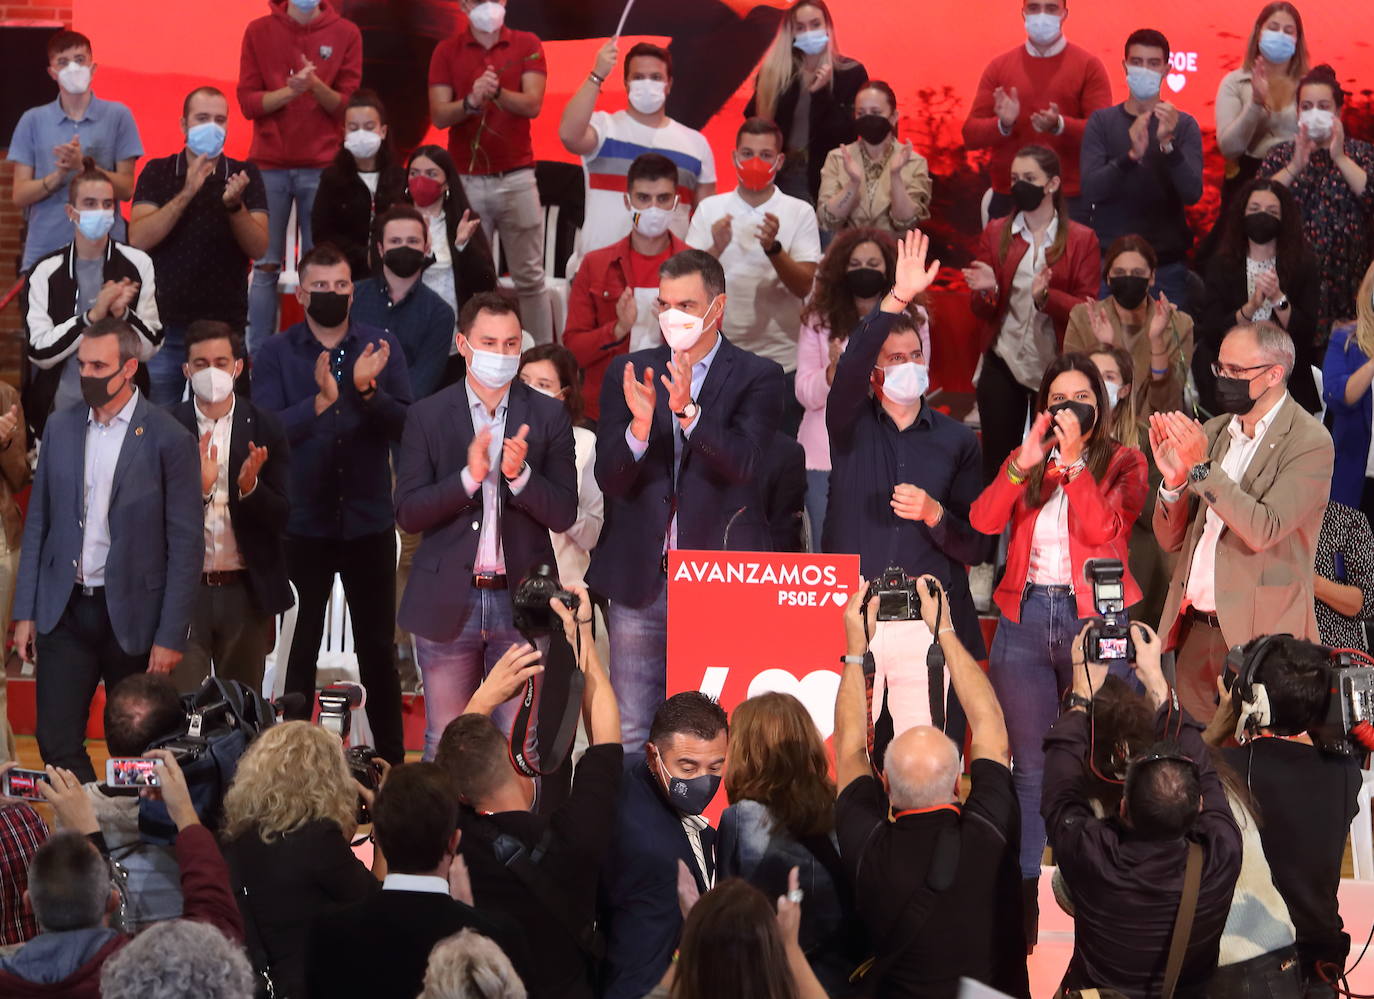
[1024,12,1062,47]
[658,298,720,353]
[1102,380,1121,411]
[1300,107,1335,143]
[344,129,383,160]
[879,362,928,405]
[627,79,667,115]
[631,205,674,239]
[58,63,92,95]
[467,346,519,389]
[190,366,237,405]
[467,1,506,34]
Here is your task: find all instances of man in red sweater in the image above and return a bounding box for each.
[238,0,361,354]
[962,0,1112,222]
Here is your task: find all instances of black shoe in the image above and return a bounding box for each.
[1022,877,1040,954]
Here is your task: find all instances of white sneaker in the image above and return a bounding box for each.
[969,562,995,614]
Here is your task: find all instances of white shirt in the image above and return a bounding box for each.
[685,187,821,371]
[1166,393,1288,613]
[995,212,1059,391]
[421,210,457,320]
[195,397,246,573]
[1027,457,1073,585]
[460,381,532,574]
[550,426,603,588]
[1024,34,1068,58]
[80,390,139,586]
[382,873,449,895]
[358,170,379,196]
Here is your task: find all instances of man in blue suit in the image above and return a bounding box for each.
[14,317,203,782]
[589,248,783,747]
[395,292,578,759]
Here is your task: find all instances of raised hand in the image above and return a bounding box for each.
[352,340,390,393]
[1154,102,1180,148]
[468,643,543,714]
[624,363,657,440]
[915,574,952,634]
[222,171,250,209]
[613,287,638,339]
[1148,291,1175,343]
[891,228,940,299]
[1163,411,1208,469]
[1128,112,1150,162]
[467,425,493,482]
[1031,265,1051,306]
[962,260,997,294]
[90,279,125,321]
[1087,299,1115,345]
[1328,115,1348,163]
[313,350,339,412]
[0,405,20,447]
[888,140,913,175]
[1290,123,1314,176]
[592,38,619,81]
[661,351,694,416]
[891,483,941,526]
[1254,268,1281,305]
[806,59,832,94]
[1250,59,1270,107]
[198,431,219,495]
[183,153,215,199]
[709,214,733,256]
[1051,406,1086,465]
[1017,410,1054,470]
[756,212,781,251]
[841,144,862,184]
[1030,102,1061,134]
[455,208,480,247]
[993,86,1020,130]
[110,279,139,317]
[238,442,268,496]
[1148,413,1187,488]
[501,423,530,479]
[775,866,804,946]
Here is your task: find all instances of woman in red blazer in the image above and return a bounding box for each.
[964,144,1102,483]
[969,351,1147,944]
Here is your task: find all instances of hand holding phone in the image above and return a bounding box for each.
[106,757,163,788]
[1,766,51,801]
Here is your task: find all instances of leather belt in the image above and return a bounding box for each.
[202,570,246,587]
[75,583,103,597]
[472,573,508,590]
[1186,606,1222,629]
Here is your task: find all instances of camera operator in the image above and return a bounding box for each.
[1205,635,1362,993]
[435,585,621,999]
[1043,620,1241,998]
[833,575,1029,998]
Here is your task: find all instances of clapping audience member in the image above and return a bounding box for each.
[100,920,256,999]
[1313,501,1374,651]
[24,161,161,440]
[311,89,408,281]
[745,0,868,204]
[965,145,1101,483]
[1064,235,1194,421]
[1151,322,1332,721]
[1261,64,1374,340]
[0,751,242,998]
[818,81,931,235]
[438,586,619,999]
[718,692,863,995]
[599,692,728,999]
[970,353,1146,943]
[1197,178,1320,413]
[796,227,931,534]
[961,0,1111,222]
[834,577,1029,997]
[1044,621,1241,998]
[305,763,529,999]
[559,41,715,254]
[252,244,411,764]
[7,30,142,272]
[238,0,361,352]
[0,763,48,947]
[221,722,382,999]
[1323,262,1374,522]
[420,929,528,999]
[1081,29,1203,311]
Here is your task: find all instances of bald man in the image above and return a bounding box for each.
[833,577,1030,998]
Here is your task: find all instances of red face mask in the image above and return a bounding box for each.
[409,175,445,208]
[735,154,780,192]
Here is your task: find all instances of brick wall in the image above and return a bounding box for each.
[0,1,74,381]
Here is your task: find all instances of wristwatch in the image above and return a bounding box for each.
[674,400,699,421]
[763,239,783,257]
[1273,296,1290,311]
[1188,461,1212,484]
[1062,691,1092,713]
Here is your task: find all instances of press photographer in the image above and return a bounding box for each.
[1206,635,1366,993]
[1043,619,1241,998]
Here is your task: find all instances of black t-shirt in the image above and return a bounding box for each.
[132,151,268,326]
[457,743,624,999]
[1222,739,1360,970]
[835,759,1029,998]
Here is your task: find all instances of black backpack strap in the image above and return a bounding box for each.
[230,866,279,999]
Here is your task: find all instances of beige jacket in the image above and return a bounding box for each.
[1064,298,1195,420]
[816,140,931,233]
[1215,68,1300,162]
[0,381,29,549]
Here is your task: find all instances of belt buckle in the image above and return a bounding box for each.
[81,584,97,597]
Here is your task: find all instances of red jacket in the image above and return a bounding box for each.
[563,232,687,422]
[971,444,1148,622]
[969,215,1101,356]
[237,0,362,169]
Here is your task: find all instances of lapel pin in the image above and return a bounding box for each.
[134,426,144,437]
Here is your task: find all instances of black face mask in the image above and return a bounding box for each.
[1046,399,1097,438]
[382,246,428,279]
[1108,275,1151,311]
[1010,179,1047,212]
[80,369,126,410]
[854,113,893,145]
[306,291,351,328]
[844,265,889,300]
[1215,374,1260,415]
[1243,211,1282,245]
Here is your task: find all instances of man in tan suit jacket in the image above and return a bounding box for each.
[1149,322,1332,721]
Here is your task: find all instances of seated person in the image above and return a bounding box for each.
[1314,501,1374,652]
[834,577,1029,998]
[419,929,528,999]
[100,919,255,999]
[0,765,49,947]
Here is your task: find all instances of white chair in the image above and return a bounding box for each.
[1352,768,1374,879]
[261,581,300,702]
[489,204,577,341]
[276,201,302,297]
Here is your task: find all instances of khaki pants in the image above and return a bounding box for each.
[459,168,552,343]
[1174,615,1230,724]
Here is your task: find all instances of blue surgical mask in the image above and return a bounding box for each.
[1126,65,1163,101]
[1024,12,1061,47]
[186,122,226,158]
[793,29,829,56]
[1257,29,1296,64]
[290,0,321,11]
[467,347,519,389]
[76,209,115,241]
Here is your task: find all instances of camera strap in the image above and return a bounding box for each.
[1161,841,1203,999]
[509,630,585,779]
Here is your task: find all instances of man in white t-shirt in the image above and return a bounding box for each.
[686,117,820,427]
[559,40,716,256]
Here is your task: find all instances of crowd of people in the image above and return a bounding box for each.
[0,0,1372,996]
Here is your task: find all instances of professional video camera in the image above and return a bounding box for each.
[1082,559,1134,665]
[511,563,581,637]
[1311,652,1374,757]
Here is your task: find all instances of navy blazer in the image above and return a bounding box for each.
[15,392,203,654]
[599,754,717,999]
[588,335,784,608]
[171,397,294,617]
[394,379,578,643]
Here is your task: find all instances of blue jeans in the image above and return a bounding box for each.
[607,585,667,750]
[147,321,188,407]
[805,470,829,552]
[414,589,525,760]
[248,167,321,355]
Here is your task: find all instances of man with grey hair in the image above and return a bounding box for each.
[100,919,255,999]
[832,575,1029,997]
[1149,320,1333,721]
[419,928,527,999]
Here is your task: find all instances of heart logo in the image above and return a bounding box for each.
[831,591,849,608]
[1166,73,1186,93]
[747,668,842,739]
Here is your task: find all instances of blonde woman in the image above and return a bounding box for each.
[420,929,527,999]
[744,0,867,204]
[222,722,381,999]
[1322,260,1374,524]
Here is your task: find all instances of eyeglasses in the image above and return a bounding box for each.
[1210,362,1275,380]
